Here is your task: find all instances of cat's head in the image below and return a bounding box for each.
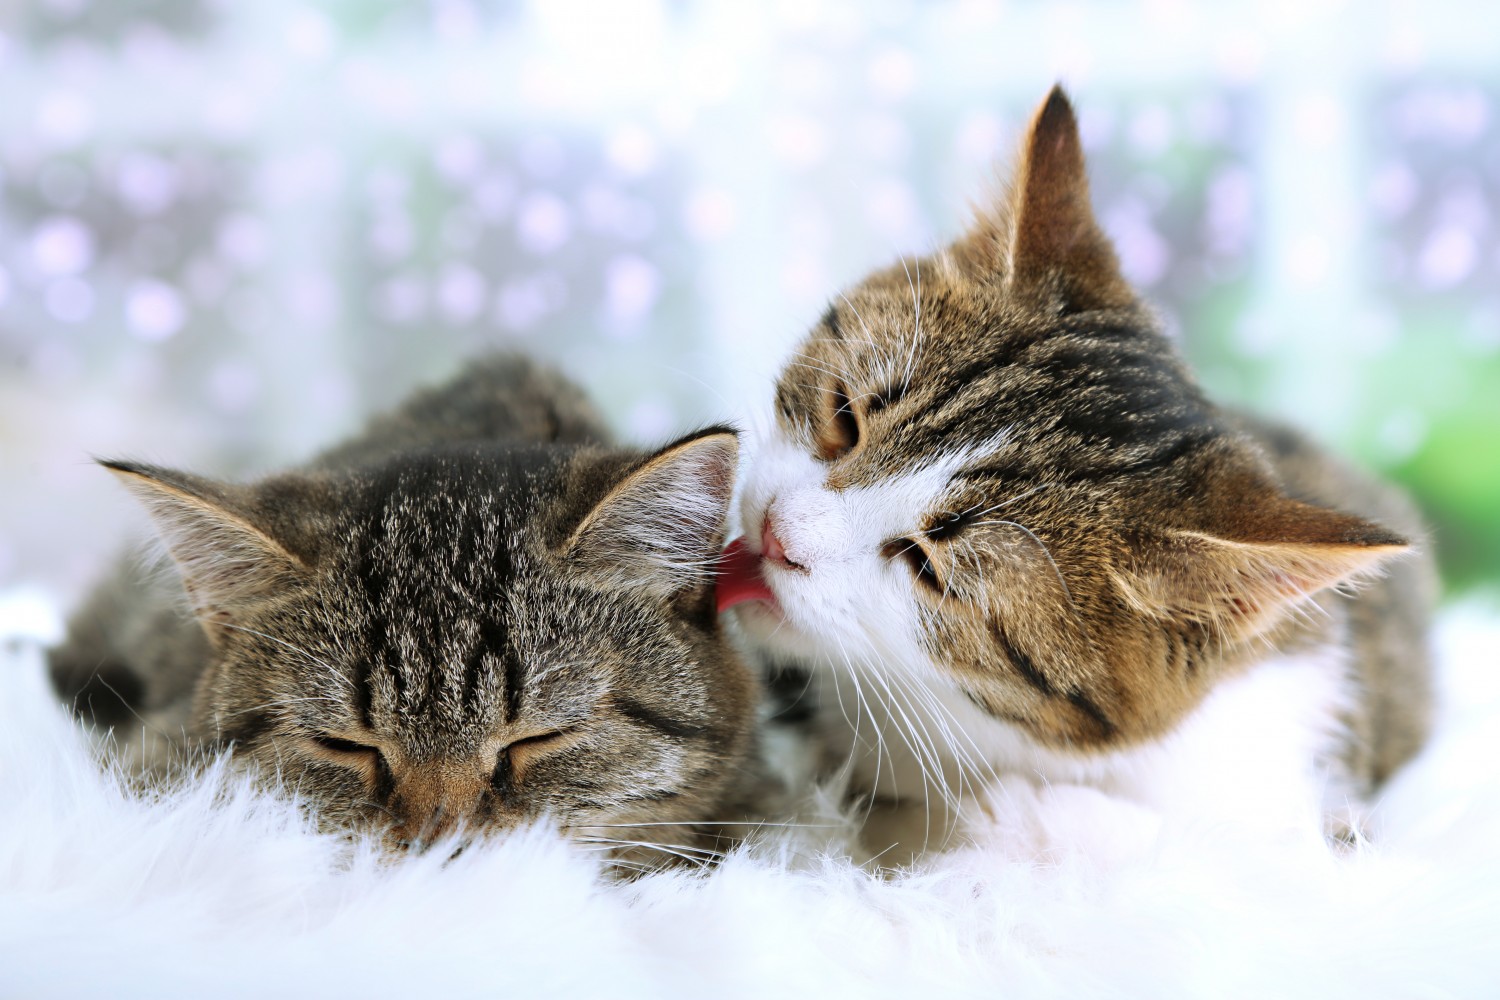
[730,87,1408,752]
[107,429,757,859]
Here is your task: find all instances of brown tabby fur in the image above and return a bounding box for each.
[770,87,1434,799]
[50,356,765,864]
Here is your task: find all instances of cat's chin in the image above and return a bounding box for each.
[730,599,809,655]
[731,598,783,632]
[730,597,853,667]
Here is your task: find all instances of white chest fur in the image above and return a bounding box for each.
[806,643,1355,853]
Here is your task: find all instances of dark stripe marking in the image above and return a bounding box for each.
[462,643,487,714]
[1163,631,1185,679]
[502,647,525,725]
[614,696,707,741]
[821,303,842,340]
[990,621,1056,697]
[353,654,375,731]
[386,655,408,711]
[1065,690,1117,741]
[465,616,507,715]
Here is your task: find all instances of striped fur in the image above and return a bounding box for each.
[49,356,763,865]
[736,87,1435,852]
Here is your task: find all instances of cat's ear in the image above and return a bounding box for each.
[1116,478,1409,641]
[564,428,738,598]
[102,459,308,644]
[951,84,1134,312]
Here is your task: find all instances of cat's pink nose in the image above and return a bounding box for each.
[762,514,805,570]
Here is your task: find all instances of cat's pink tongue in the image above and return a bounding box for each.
[716,537,775,613]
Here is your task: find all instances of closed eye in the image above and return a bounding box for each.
[311,733,378,756]
[502,728,574,778]
[305,733,383,781]
[881,537,943,594]
[509,729,568,752]
[816,381,860,460]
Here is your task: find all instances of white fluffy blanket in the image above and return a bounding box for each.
[3,587,1498,998]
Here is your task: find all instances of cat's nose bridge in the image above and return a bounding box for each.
[767,487,848,567]
[389,758,488,843]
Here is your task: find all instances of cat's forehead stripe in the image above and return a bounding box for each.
[501,639,525,726]
[334,462,537,745]
[798,297,1225,485]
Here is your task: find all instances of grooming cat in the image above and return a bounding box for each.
[719,87,1436,859]
[50,355,762,863]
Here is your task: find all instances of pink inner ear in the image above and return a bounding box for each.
[715,537,774,612]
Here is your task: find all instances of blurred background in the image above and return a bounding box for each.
[1,0,1497,608]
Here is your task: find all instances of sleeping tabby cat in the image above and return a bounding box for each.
[50,356,762,863]
[720,87,1436,859]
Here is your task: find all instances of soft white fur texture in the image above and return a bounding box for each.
[3,587,1499,998]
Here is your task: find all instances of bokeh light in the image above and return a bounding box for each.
[1,0,1497,600]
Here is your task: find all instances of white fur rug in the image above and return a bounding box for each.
[3,587,1498,999]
